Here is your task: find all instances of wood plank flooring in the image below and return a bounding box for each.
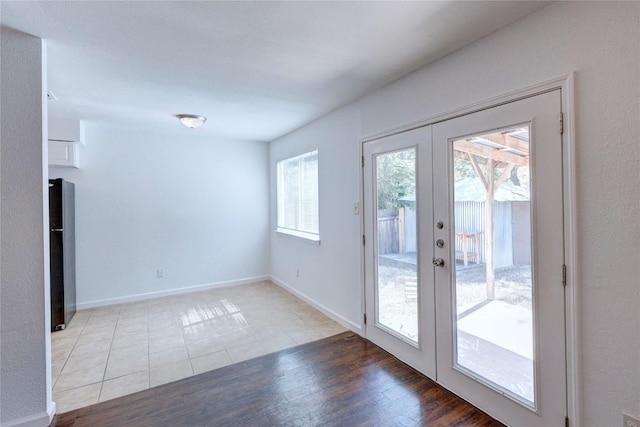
[52,332,504,427]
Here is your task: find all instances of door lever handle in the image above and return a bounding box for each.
[51,229,64,232]
[433,258,445,267]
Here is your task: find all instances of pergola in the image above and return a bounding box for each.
[452,127,530,299]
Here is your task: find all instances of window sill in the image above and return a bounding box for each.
[276,228,321,245]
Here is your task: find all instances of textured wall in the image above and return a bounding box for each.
[270,2,640,425]
[0,27,52,425]
[50,125,270,307]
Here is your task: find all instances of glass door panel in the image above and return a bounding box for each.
[433,90,566,426]
[451,126,535,406]
[375,148,418,344]
[363,125,435,379]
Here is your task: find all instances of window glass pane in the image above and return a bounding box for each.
[276,150,319,239]
[452,125,535,407]
[375,148,418,344]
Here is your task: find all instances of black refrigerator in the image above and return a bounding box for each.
[49,178,76,331]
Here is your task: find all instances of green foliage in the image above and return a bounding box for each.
[454,158,476,180]
[375,152,531,211]
[376,150,415,210]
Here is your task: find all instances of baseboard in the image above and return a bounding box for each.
[76,275,270,310]
[0,407,54,427]
[270,275,362,335]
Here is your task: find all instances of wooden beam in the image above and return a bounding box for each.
[453,150,470,161]
[495,164,515,189]
[485,159,495,300]
[480,134,529,154]
[454,151,512,171]
[469,154,488,192]
[454,140,528,166]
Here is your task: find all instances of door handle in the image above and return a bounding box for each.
[433,258,445,267]
[51,229,63,232]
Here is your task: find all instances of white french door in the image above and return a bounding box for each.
[362,126,435,378]
[363,90,567,426]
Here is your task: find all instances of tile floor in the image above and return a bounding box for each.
[51,281,347,413]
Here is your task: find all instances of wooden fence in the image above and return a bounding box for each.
[377,209,399,254]
[376,201,531,268]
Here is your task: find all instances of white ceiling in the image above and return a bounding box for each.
[0,1,549,142]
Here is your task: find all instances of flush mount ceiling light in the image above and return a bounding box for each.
[176,114,207,129]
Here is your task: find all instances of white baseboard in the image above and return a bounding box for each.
[0,407,54,427]
[76,275,270,310]
[270,275,362,335]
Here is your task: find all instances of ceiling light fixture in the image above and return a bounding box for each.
[176,114,206,129]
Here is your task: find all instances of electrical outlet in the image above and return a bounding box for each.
[624,413,640,427]
[296,268,300,278]
[157,269,163,278]
[353,202,360,215]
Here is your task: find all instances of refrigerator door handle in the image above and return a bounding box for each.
[51,228,64,232]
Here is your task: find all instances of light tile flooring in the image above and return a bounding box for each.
[51,281,347,413]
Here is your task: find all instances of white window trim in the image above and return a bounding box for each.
[276,227,321,244]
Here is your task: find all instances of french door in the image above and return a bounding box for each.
[363,126,435,378]
[363,90,566,426]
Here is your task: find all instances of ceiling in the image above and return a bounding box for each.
[0,1,549,142]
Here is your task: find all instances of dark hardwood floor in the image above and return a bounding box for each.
[52,332,504,426]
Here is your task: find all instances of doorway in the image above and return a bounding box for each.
[363,90,567,426]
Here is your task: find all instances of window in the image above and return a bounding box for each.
[276,150,319,241]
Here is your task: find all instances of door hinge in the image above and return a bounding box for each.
[559,112,564,135]
[363,313,367,325]
[565,415,569,427]
[361,156,364,167]
[362,234,366,246]
[562,264,567,287]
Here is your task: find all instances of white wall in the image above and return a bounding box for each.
[0,28,54,426]
[50,125,269,307]
[269,2,640,426]
[270,104,362,330]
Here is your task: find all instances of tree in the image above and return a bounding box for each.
[376,150,415,210]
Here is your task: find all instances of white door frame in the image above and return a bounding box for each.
[359,74,580,426]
